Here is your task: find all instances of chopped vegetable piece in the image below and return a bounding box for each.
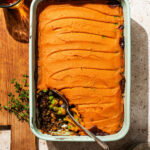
[53,106,58,111]
[51,113,56,119]
[48,91,53,96]
[49,96,54,101]
[51,99,58,105]
[51,118,55,123]
[70,108,80,116]
[59,100,63,105]
[57,111,62,115]
[42,89,47,92]
[49,105,53,110]
[75,118,79,122]
[58,107,66,115]
[37,89,83,135]
[51,100,55,104]
[52,126,57,131]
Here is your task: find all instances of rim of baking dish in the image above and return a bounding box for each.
[29,0,131,142]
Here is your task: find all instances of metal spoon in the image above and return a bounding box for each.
[51,89,110,150]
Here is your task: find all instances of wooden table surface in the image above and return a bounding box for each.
[0,7,37,150]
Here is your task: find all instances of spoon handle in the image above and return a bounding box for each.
[67,111,110,150]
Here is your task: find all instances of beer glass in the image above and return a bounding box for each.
[0,0,29,43]
[0,0,24,8]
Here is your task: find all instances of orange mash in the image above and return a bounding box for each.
[38,0,124,135]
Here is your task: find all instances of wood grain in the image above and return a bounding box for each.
[0,8,37,150]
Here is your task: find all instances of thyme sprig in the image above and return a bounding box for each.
[2,75,29,122]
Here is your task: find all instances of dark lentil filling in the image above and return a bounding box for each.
[36,89,110,136]
[89,125,109,136]
[36,89,83,135]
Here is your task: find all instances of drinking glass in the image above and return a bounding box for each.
[0,0,24,8]
[0,0,29,43]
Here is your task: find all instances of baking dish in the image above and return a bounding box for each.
[29,0,131,142]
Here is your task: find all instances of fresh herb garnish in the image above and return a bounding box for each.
[114,23,119,26]
[1,74,29,122]
[102,35,106,39]
[11,78,16,84]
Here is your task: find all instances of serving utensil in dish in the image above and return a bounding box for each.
[29,0,131,142]
[50,89,109,150]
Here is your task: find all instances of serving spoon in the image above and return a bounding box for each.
[51,89,110,150]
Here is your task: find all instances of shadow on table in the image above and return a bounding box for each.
[2,0,32,43]
[45,19,149,150]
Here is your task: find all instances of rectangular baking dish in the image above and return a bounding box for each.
[29,0,131,142]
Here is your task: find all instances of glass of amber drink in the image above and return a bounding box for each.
[0,0,24,8]
[0,0,29,43]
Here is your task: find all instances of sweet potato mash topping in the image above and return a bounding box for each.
[38,0,124,135]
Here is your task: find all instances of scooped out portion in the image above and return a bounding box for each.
[38,0,124,135]
[37,89,84,135]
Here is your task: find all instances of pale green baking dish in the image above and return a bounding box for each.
[29,0,131,141]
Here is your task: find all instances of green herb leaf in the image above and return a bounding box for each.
[4,75,30,123]
[8,92,12,97]
[23,78,27,83]
[11,78,16,84]
[25,83,29,87]
[114,16,119,18]
[23,74,28,78]
[102,35,106,39]
[114,23,119,26]
[3,105,8,110]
